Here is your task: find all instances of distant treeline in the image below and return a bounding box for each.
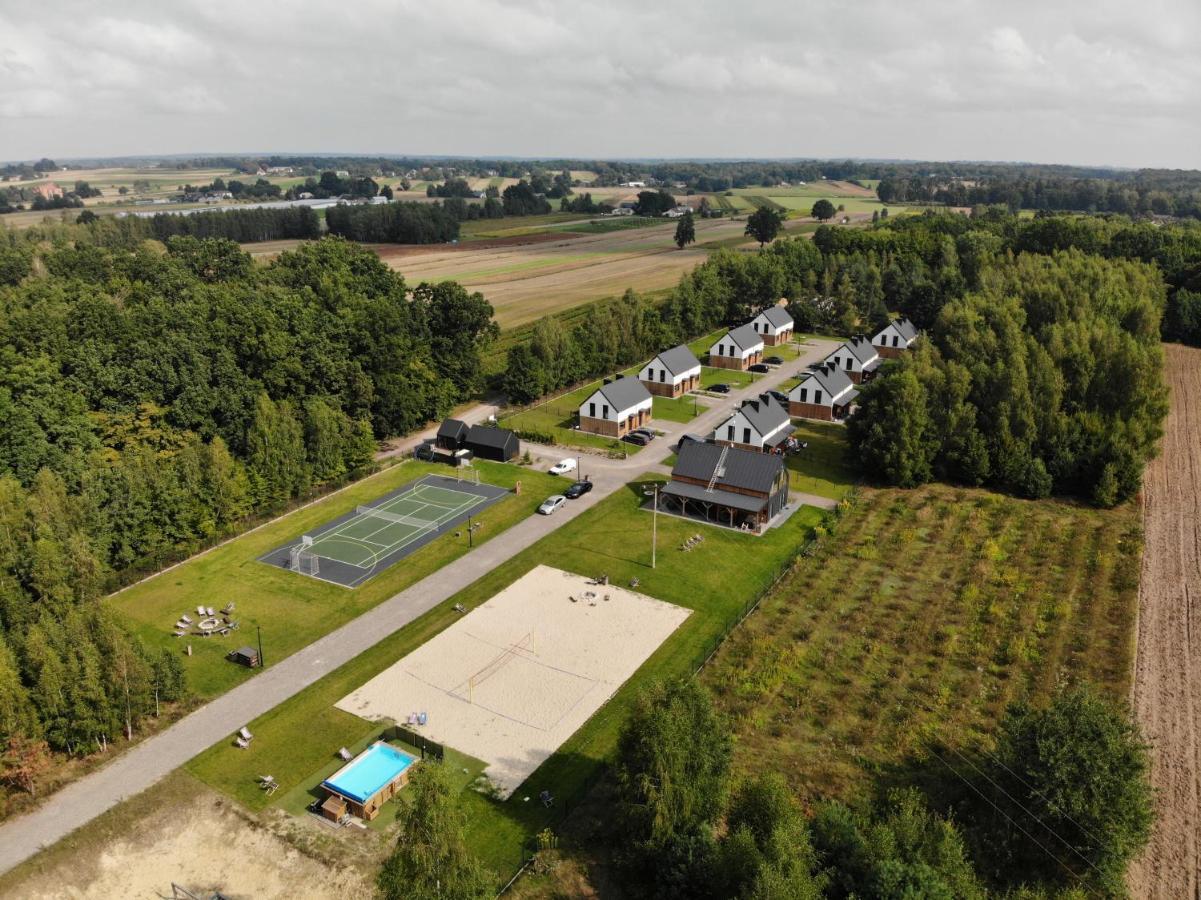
[325,202,460,243]
[145,206,321,242]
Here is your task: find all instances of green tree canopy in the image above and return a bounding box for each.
[811,199,836,221]
[745,207,785,247]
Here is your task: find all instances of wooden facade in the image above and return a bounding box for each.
[644,373,698,397]
[708,349,762,371]
[579,406,650,438]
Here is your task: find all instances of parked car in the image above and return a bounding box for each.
[564,480,593,499]
[764,355,784,366]
[549,458,577,476]
[414,443,437,461]
[709,383,731,394]
[767,389,789,406]
[630,428,656,441]
[749,363,770,374]
[538,495,568,515]
[622,432,650,446]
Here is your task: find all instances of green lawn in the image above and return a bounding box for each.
[109,460,563,698]
[699,366,755,390]
[785,421,859,500]
[188,478,832,881]
[499,378,651,455]
[686,328,728,359]
[653,394,706,423]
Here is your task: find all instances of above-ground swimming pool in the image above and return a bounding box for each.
[322,742,416,805]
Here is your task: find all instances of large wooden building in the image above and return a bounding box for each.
[659,441,790,531]
[578,375,653,437]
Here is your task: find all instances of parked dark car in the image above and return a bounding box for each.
[709,382,731,393]
[767,389,789,406]
[414,443,437,461]
[622,432,650,446]
[564,479,593,499]
[749,363,770,374]
[630,428,656,441]
[764,355,784,366]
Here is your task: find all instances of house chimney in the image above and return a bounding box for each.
[603,378,611,385]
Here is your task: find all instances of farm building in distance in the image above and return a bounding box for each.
[660,441,790,531]
[639,345,702,397]
[713,394,794,452]
[32,182,64,200]
[789,363,858,421]
[578,376,653,438]
[872,317,918,358]
[708,323,764,371]
[824,335,881,384]
[750,305,795,346]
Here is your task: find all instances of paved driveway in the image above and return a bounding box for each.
[0,338,839,875]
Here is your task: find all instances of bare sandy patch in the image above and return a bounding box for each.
[11,792,371,900]
[336,565,689,796]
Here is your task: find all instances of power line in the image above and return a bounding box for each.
[922,742,1098,897]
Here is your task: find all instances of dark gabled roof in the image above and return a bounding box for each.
[465,424,516,449]
[828,335,879,367]
[736,393,790,436]
[661,480,768,513]
[757,306,794,329]
[590,376,652,411]
[718,323,764,353]
[437,418,469,440]
[894,317,918,341]
[654,344,702,376]
[671,440,784,495]
[793,363,855,400]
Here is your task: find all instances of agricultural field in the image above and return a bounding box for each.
[376,216,753,328]
[703,483,1140,805]
[183,475,836,879]
[107,459,562,698]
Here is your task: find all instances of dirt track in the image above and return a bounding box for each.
[1129,343,1201,898]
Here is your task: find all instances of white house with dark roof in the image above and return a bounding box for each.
[789,363,859,421]
[708,323,764,371]
[660,440,790,531]
[823,335,881,384]
[750,306,795,346]
[578,375,653,438]
[639,345,702,398]
[872,317,918,359]
[713,394,794,452]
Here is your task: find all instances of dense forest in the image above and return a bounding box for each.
[0,230,495,794]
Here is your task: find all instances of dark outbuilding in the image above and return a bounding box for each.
[227,646,260,668]
[436,418,469,451]
[464,425,519,462]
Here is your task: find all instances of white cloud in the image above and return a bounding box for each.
[0,0,1197,167]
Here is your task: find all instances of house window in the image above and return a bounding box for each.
[845,357,853,371]
[589,402,595,418]
[602,404,609,418]
[718,344,725,357]
[892,335,899,347]
[659,369,665,382]
[799,387,807,402]
[742,427,751,444]
[879,334,886,345]
[815,390,822,404]
[726,425,734,441]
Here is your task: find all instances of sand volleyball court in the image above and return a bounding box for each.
[336,565,689,796]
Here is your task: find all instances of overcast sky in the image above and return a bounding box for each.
[2,0,1199,168]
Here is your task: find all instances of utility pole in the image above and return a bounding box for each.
[652,483,659,569]
[257,623,264,669]
[467,511,473,547]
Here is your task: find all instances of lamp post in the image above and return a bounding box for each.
[257,623,264,669]
[652,483,659,569]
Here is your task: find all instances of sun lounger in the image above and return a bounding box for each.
[235,737,250,749]
[221,602,235,614]
[339,747,353,761]
[207,606,215,616]
[197,605,205,616]
[258,774,274,784]
[240,727,253,741]
[181,614,192,624]
[173,630,186,637]
[418,712,427,726]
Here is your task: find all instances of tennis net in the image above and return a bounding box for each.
[356,505,443,529]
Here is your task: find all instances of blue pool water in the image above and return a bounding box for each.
[322,742,416,803]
